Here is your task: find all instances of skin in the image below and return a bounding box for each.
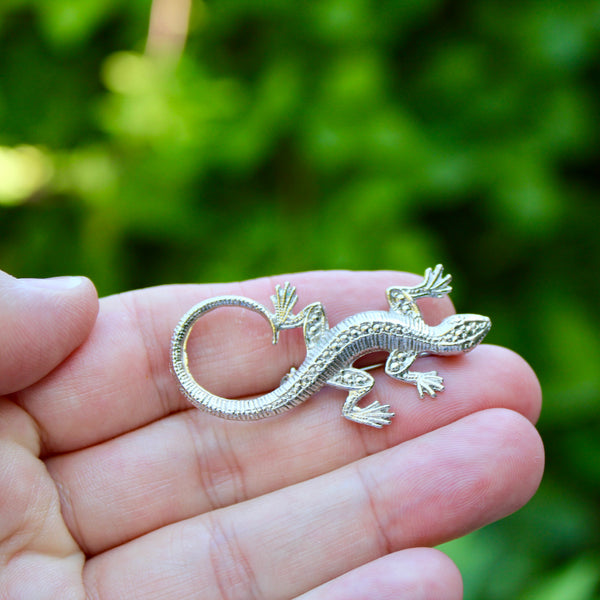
[0,269,544,600]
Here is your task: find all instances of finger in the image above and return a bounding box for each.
[47,344,541,555]
[296,548,462,600]
[0,440,84,597]
[83,409,544,600]
[17,271,454,454]
[0,271,98,395]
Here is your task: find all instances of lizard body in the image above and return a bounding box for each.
[171,265,491,428]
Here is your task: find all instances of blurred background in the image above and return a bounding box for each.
[1,0,599,597]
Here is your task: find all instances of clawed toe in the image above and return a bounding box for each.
[344,401,395,428]
[416,371,444,398]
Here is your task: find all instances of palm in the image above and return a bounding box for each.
[0,272,543,599]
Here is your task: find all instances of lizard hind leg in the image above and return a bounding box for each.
[327,368,394,428]
[385,349,444,398]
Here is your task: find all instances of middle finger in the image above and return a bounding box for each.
[46,344,540,555]
[82,409,544,600]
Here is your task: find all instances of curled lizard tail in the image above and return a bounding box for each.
[171,292,307,420]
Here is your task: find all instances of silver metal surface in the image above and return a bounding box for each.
[171,265,491,428]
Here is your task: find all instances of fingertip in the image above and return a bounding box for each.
[464,408,545,520]
[480,345,543,424]
[18,275,89,291]
[0,273,99,395]
[508,349,543,424]
[53,276,100,333]
[17,275,100,341]
[411,548,464,600]
[298,547,463,600]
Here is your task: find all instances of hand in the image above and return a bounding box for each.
[0,270,543,599]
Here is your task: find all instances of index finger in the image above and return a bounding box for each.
[16,270,455,454]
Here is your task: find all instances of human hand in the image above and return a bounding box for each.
[0,270,543,599]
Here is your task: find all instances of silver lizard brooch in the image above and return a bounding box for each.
[171,265,491,428]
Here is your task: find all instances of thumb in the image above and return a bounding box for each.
[0,271,99,395]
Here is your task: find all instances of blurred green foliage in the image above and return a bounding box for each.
[1,0,600,597]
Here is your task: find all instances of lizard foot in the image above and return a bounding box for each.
[271,283,298,326]
[343,401,395,428]
[415,371,444,398]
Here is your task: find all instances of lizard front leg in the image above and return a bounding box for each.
[327,368,394,428]
[386,264,452,312]
[385,350,444,398]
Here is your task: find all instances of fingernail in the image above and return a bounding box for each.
[19,276,87,291]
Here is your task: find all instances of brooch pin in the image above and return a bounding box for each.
[171,265,491,428]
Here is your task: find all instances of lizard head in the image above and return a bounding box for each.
[433,313,491,354]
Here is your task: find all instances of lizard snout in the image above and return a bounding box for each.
[434,313,491,353]
[460,314,491,350]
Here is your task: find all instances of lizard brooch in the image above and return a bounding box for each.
[171,265,491,428]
